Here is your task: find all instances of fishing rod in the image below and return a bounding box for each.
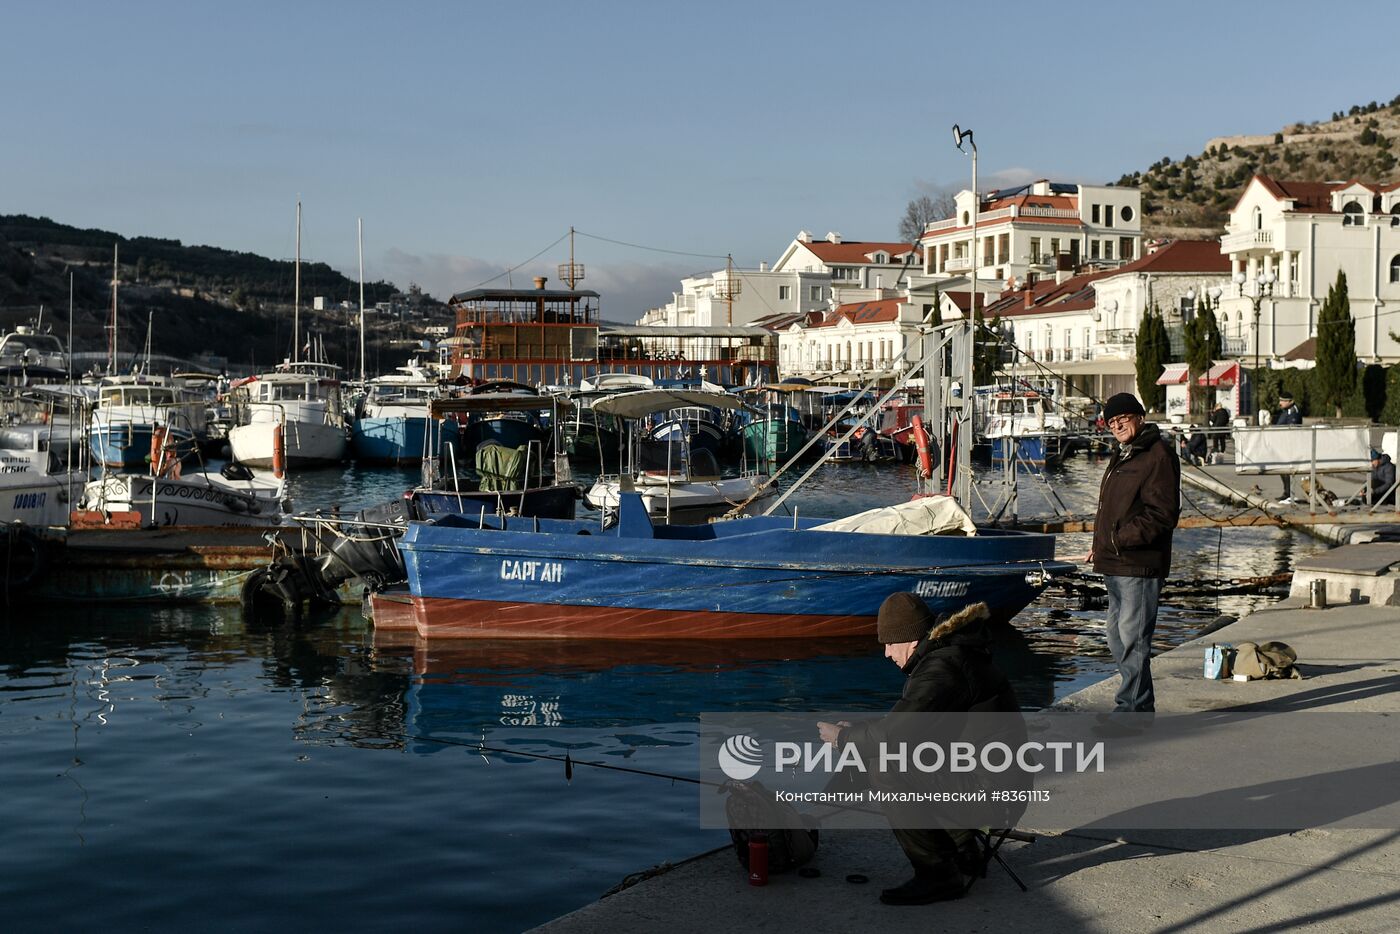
[341,726,886,817]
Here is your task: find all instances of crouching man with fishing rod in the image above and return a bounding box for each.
[818,592,1023,905]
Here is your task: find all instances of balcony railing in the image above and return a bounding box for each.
[1221,229,1273,253]
[944,256,972,272]
[1020,206,1079,219]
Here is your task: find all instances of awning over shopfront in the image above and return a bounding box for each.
[1157,362,1189,385]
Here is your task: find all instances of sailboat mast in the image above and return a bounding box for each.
[358,217,365,383]
[294,200,302,364]
[109,242,119,374]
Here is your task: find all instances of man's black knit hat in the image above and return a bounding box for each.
[877,592,937,644]
[1102,392,1146,422]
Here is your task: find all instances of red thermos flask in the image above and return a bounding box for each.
[748,833,769,886]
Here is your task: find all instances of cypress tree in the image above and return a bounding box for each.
[1315,270,1357,417]
[1136,306,1167,411]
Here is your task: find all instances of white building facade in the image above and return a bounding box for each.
[777,291,926,384]
[1219,175,1400,362]
[919,180,1143,287]
[636,231,922,330]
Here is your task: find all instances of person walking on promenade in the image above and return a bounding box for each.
[818,593,1019,905]
[1087,393,1180,713]
[1209,401,1230,456]
[1274,393,1303,503]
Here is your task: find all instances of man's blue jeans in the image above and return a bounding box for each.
[1104,575,1162,712]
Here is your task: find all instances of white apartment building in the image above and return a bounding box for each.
[920,180,1143,287]
[770,231,923,294]
[981,240,1231,398]
[1219,175,1400,362]
[635,265,828,330]
[778,291,926,384]
[636,232,920,330]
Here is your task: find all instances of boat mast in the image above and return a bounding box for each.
[142,311,154,375]
[109,242,119,374]
[293,200,302,364]
[358,217,366,383]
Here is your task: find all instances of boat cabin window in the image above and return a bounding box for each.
[636,439,686,473]
[1,334,64,357]
[101,386,179,406]
[258,381,328,402]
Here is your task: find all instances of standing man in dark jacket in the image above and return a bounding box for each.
[1274,393,1303,502]
[1209,402,1231,455]
[1088,393,1180,712]
[818,593,1019,905]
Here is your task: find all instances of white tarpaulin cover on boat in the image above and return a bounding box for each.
[593,389,746,418]
[1234,426,1371,475]
[810,496,978,536]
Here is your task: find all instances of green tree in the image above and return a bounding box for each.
[1135,306,1168,411]
[1315,270,1357,417]
[1183,304,1218,417]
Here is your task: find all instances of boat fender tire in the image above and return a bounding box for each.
[2,526,48,591]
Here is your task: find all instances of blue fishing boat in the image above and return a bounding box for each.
[397,493,1068,639]
[89,375,207,470]
[351,366,445,465]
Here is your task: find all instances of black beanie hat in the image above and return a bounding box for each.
[877,592,937,644]
[1103,392,1146,422]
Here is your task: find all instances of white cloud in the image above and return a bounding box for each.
[376,247,694,323]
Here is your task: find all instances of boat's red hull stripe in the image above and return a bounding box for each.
[409,596,876,639]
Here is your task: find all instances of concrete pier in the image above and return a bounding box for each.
[534,598,1400,933]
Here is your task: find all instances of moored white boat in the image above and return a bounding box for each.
[0,421,84,526]
[227,362,348,468]
[79,466,290,528]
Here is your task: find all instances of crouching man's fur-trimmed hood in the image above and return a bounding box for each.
[926,601,990,644]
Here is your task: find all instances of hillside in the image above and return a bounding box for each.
[1115,95,1400,239]
[0,215,449,372]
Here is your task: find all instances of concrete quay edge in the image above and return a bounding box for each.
[532,600,1400,934]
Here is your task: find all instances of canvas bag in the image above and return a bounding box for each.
[1232,641,1303,680]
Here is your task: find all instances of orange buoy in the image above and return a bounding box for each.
[272,422,286,479]
[911,414,933,480]
[150,425,167,477]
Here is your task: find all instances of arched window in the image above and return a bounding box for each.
[1343,202,1365,226]
[1252,206,1263,231]
[1390,254,1400,284]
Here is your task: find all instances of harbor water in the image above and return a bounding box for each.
[1,457,1324,931]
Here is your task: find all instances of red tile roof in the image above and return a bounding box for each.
[978,240,1227,319]
[805,298,903,328]
[1245,175,1400,214]
[799,240,923,264]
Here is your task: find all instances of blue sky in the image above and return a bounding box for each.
[2,1,1395,316]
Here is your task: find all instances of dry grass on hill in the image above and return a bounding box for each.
[1115,96,1400,239]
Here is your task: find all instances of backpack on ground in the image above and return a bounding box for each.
[724,780,819,872]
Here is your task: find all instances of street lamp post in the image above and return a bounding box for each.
[952,125,977,318]
[1234,270,1276,413]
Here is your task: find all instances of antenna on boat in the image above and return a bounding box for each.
[142,311,154,375]
[108,242,119,374]
[358,217,366,384]
[558,226,585,290]
[293,200,302,364]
